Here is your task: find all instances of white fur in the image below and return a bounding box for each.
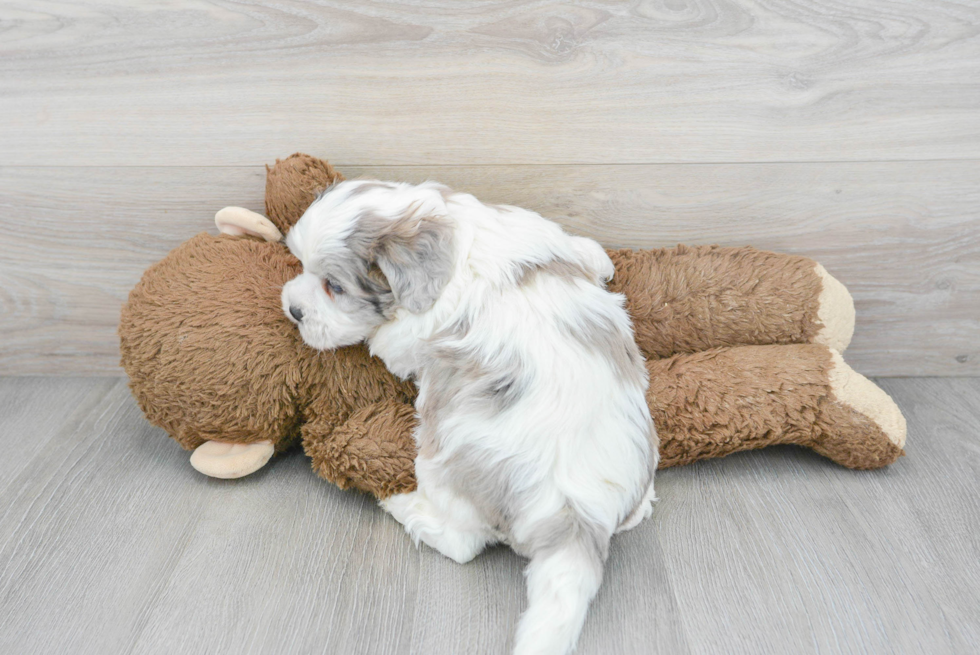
[282,180,657,655]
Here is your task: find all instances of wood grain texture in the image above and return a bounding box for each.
[0,377,115,496]
[0,377,977,654]
[654,376,980,654]
[128,461,421,655]
[1,161,977,376]
[0,379,422,655]
[0,0,978,166]
[0,166,266,375]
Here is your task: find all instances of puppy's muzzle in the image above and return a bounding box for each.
[289,305,304,323]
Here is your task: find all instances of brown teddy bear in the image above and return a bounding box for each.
[118,154,906,499]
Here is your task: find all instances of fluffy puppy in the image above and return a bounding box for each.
[282,179,657,655]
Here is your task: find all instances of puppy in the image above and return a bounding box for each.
[282,179,657,655]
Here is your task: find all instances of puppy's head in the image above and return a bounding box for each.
[281,179,456,350]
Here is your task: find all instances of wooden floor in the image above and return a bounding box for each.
[1,376,977,654]
[1,3,977,652]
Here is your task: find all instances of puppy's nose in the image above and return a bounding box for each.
[289,306,304,322]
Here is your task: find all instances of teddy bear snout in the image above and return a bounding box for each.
[289,305,304,322]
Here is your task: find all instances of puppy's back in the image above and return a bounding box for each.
[420,244,655,531]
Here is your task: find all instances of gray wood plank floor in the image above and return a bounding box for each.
[0,376,977,655]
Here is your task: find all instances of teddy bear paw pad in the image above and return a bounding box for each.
[189,440,275,479]
[813,264,856,352]
[828,351,907,449]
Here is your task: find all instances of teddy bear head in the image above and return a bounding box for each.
[119,154,414,478]
[265,153,345,236]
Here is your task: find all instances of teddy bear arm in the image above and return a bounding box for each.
[607,245,855,358]
[302,399,419,500]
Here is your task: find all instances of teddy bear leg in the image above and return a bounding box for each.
[302,400,419,499]
[648,344,906,470]
[189,440,275,479]
[810,349,906,469]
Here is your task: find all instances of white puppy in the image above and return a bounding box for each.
[282,180,657,655]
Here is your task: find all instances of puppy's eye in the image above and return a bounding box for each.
[323,280,344,296]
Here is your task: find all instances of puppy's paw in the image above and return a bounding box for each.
[616,482,657,533]
[380,492,426,525]
[381,492,487,564]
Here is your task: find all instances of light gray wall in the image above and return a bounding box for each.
[1,1,977,375]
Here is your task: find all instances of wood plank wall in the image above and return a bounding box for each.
[1,1,978,376]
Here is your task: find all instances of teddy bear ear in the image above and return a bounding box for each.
[265,153,345,233]
[214,207,284,242]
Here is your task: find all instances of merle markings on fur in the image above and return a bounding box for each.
[282,178,658,655]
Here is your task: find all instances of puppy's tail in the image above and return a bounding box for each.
[512,519,609,655]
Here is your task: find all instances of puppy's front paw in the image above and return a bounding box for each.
[381,492,487,564]
[381,492,443,541]
[616,482,657,533]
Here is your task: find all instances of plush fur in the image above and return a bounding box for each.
[119,153,906,500]
[282,179,658,654]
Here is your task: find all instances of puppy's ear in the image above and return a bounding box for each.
[374,211,455,314]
